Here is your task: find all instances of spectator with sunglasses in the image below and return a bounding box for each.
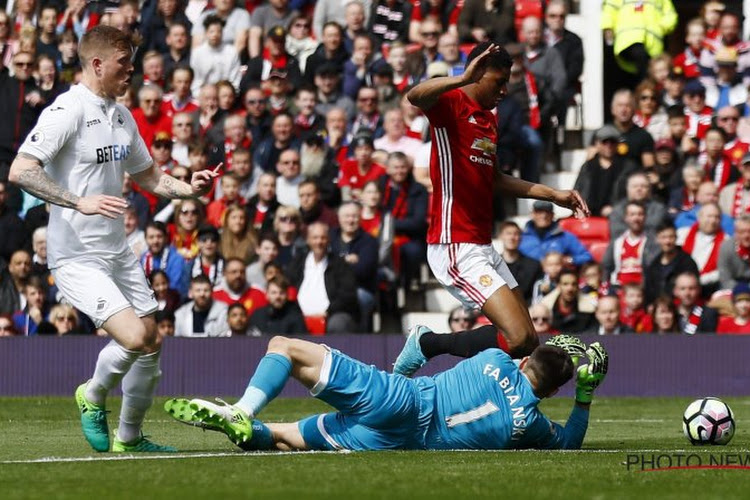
[528,303,554,335]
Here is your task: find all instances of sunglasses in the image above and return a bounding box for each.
[55,316,75,322]
[14,61,33,67]
[450,317,469,323]
[421,31,439,37]
[246,99,265,105]
[278,216,296,223]
[719,116,739,122]
[180,209,198,215]
[639,95,656,101]
[531,317,550,323]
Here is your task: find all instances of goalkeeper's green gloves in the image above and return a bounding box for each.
[575,342,609,405]
[545,334,588,367]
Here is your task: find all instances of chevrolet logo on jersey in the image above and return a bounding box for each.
[470,137,496,157]
[96,144,131,164]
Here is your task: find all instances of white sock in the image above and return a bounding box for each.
[118,350,162,443]
[86,340,141,406]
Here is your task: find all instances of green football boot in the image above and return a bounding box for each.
[74,382,110,452]
[174,398,253,446]
[164,397,223,432]
[112,434,177,453]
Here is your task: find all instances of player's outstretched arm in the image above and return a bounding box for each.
[131,163,220,199]
[407,43,501,111]
[9,153,128,218]
[497,173,591,219]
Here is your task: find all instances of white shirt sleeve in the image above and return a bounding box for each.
[18,94,81,165]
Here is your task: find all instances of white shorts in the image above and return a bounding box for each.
[52,250,158,327]
[428,243,518,310]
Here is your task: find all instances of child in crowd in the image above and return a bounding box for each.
[619,283,648,333]
[532,251,564,304]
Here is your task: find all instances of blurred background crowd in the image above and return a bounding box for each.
[3,0,750,338]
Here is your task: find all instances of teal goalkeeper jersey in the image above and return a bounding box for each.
[421,349,588,450]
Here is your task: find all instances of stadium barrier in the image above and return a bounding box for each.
[1,335,749,397]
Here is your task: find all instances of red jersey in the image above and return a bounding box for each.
[132,108,173,149]
[717,317,750,334]
[684,105,714,140]
[424,88,496,244]
[337,160,386,192]
[673,49,701,79]
[725,138,750,166]
[161,94,199,119]
[213,284,268,317]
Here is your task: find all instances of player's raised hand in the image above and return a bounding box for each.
[545,334,587,367]
[463,43,501,84]
[76,194,129,219]
[190,163,222,195]
[551,189,591,219]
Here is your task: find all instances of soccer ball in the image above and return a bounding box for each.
[682,397,735,445]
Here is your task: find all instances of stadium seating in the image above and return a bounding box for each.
[587,241,609,263]
[558,216,611,247]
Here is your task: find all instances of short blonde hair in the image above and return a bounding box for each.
[79,25,134,67]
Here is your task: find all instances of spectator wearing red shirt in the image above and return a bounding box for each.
[718,282,750,334]
[207,172,246,228]
[673,18,705,80]
[683,80,714,142]
[338,132,386,201]
[213,257,268,317]
[162,66,199,119]
[132,84,173,149]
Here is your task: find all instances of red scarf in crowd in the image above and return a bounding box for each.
[682,223,725,275]
[382,180,409,219]
[732,183,750,217]
[684,305,704,335]
[223,137,252,171]
[524,70,541,130]
[736,243,750,263]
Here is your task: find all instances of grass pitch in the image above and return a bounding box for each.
[2,396,750,499]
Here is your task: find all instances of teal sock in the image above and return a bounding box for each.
[236,353,292,417]
[239,420,274,451]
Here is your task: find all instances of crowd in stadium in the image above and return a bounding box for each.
[2,0,750,337]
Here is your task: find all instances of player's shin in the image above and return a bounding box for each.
[118,350,162,443]
[86,340,141,405]
[235,353,293,417]
[420,325,503,358]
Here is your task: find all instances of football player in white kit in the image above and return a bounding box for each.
[9,26,218,452]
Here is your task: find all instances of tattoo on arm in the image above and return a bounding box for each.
[15,154,80,209]
[156,173,194,199]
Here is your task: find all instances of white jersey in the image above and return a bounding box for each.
[19,84,152,268]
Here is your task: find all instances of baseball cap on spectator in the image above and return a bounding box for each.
[684,80,706,96]
[732,282,750,301]
[594,125,620,142]
[352,132,374,149]
[267,25,286,43]
[268,68,288,80]
[532,200,554,212]
[716,46,738,66]
[315,62,339,77]
[426,61,450,79]
[153,132,173,148]
[197,225,220,242]
[654,138,676,151]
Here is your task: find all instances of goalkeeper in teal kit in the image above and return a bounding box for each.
[165,335,607,451]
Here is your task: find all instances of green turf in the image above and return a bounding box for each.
[2,396,750,499]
